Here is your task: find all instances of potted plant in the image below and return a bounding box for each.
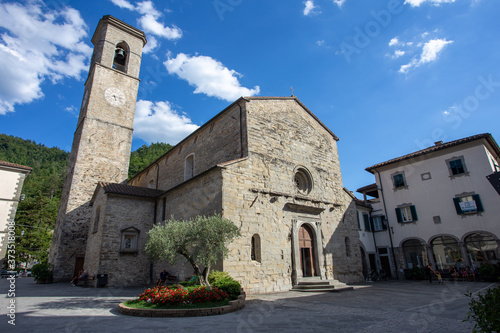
[32,263,53,284]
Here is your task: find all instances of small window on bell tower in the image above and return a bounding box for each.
[113,42,128,72]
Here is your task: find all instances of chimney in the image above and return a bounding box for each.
[434,141,443,146]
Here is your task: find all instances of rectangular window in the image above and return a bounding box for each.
[396,205,418,223]
[363,213,371,231]
[392,173,406,189]
[356,212,361,229]
[449,159,465,175]
[372,216,386,231]
[447,156,468,177]
[453,194,484,214]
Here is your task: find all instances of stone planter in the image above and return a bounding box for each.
[119,289,246,317]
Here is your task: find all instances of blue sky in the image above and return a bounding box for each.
[0,0,499,196]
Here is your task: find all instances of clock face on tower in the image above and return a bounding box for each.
[104,87,126,107]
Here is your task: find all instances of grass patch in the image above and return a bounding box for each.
[124,299,230,310]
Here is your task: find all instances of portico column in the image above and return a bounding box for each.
[459,242,470,267]
[426,245,436,268]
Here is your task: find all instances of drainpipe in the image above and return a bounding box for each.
[374,169,400,278]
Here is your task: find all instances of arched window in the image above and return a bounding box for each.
[345,237,352,257]
[148,179,155,189]
[184,154,194,180]
[431,236,463,269]
[113,42,129,72]
[251,234,261,263]
[402,239,426,268]
[294,167,313,195]
[464,232,499,266]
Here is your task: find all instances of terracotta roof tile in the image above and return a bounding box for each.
[356,183,377,193]
[366,133,499,173]
[0,160,32,171]
[99,182,163,198]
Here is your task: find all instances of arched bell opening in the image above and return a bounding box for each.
[113,41,129,73]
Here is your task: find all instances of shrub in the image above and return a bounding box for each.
[478,265,495,277]
[208,270,241,300]
[31,263,52,282]
[208,270,232,284]
[179,280,198,287]
[465,286,500,333]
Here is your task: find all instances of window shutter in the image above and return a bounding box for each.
[381,216,387,230]
[356,213,361,229]
[363,214,371,231]
[395,208,403,223]
[472,194,484,212]
[410,205,418,221]
[453,197,463,215]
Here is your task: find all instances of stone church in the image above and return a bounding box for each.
[49,15,363,293]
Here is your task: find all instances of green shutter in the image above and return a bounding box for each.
[472,194,484,212]
[410,205,418,221]
[357,212,361,229]
[453,197,464,215]
[395,208,403,223]
[363,214,371,231]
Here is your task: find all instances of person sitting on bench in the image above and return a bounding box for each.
[156,269,173,286]
[72,270,88,286]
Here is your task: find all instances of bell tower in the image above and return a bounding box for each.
[49,16,147,281]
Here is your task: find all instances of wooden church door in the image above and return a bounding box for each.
[299,225,315,277]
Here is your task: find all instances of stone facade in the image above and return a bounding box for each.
[49,16,147,281]
[51,16,363,292]
[85,184,159,287]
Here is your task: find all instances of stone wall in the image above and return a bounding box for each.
[219,98,363,293]
[85,190,156,287]
[129,102,246,192]
[152,168,224,282]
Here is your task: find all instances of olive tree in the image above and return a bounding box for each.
[145,214,240,286]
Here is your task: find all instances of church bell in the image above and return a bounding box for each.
[114,47,126,60]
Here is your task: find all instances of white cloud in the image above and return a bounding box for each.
[316,40,325,46]
[138,14,182,39]
[110,0,135,10]
[398,38,453,73]
[393,50,405,58]
[420,38,453,63]
[404,0,455,7]
[134,100,199,144]
[333,0,346,7]
[0,2,91,114]
[303,1,320,16]
[110,0,182,40]
[164,53,260,102]
[142,36,158,54]
[389,37,400,47]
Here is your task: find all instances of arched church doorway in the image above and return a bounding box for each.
[299,224,316,277]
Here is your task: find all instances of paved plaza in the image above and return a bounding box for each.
[0,277,496,332]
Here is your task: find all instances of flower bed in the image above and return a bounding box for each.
[119,286,245,317]
[138,285,228,306]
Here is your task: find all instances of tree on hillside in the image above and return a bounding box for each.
[0,134,68,266]
[145,214,241,286]
[128,142,173,179]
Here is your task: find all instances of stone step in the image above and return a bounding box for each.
[296,281,331,286]
[293,284,335,290]
[291,278,354,293]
